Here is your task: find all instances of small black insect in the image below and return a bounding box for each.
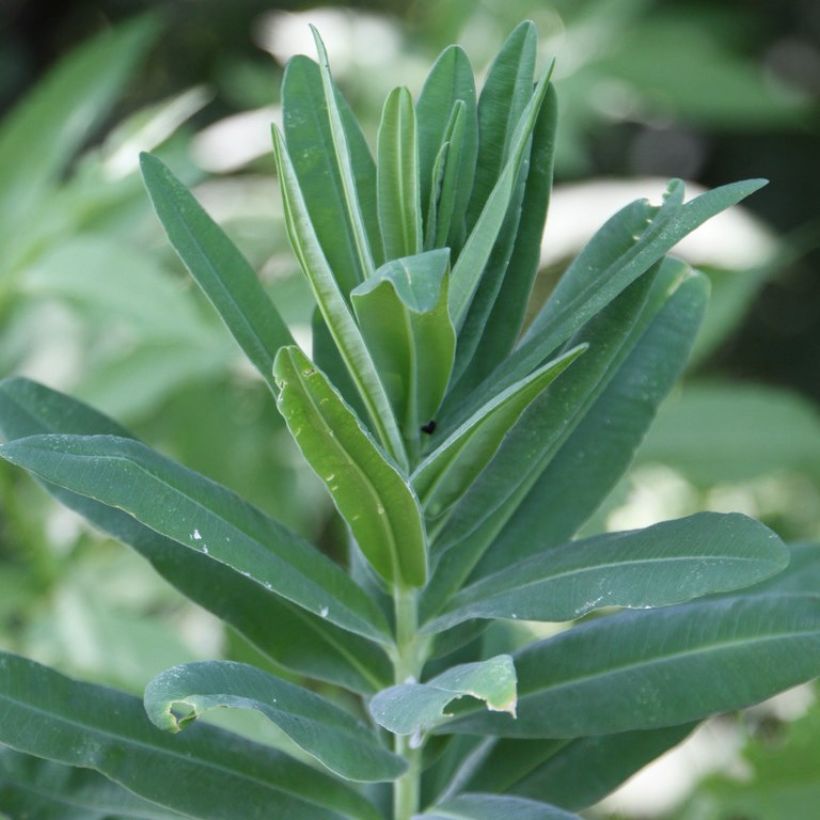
[420,420,437,435]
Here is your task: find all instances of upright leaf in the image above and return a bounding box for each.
[274,346,428,587]
[418,794,579,820]
[378,87,424,260]
[0,433,392,644]
[140,153,293,387]
[272,124,406,466]
[0,652,379,820]
[282,55,381,292]
[145,661,405,783]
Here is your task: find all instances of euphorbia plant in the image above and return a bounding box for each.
[1,21,818,820]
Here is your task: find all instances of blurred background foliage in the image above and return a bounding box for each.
[0,0,818,817]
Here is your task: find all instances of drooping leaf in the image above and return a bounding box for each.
[417,793,579,820]
[140,153,293,387]
[424,512,787,633]
[0,377,392,694]
[370,655,517,736]
[412,345,585,521]
[442,592,820,738]
[0,652,380,820]
[416,45,478,249]
[378,87,424,260]
[272,124,407,467]
[0,432,392,645]
[145,661,405,783]
[352,249,455,452]
[274,345,427,587]
[0,747,181,819]
[282,54,381,292]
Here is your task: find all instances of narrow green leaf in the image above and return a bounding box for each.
[370,655,517,736]
[272,124,407,467]
[0,747,180,819]
[418,793,579,820]
[460,725,695,809]
[352,249,456,451]
[0,377,391,694]
[0,652,379,820]
[448,65,553,327]
[413,345,585,520]
[282,54,381,292]
[442,592,820,738]
[425,513,788,633]
[0,432,391,645]
[310,26,376,280]
[145,661,405,783]
[466,21,538,231]
[416,45,478,250]
[378,87,424,260]
[274,345,427,587]
[140,153,293,387]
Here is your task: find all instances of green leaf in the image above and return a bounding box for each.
[476,263,712,573]
[310,26,377,280]
[466,21,538,232]
[352,250,456,450]
[448,64,553,328]
[145,661,405,783]
[0,377,391,694]
[416,45,478,249]
[425,512,788,633]
[0,747,181,819]
[459,725,695,810]
[0,652,379,820]
[417,793,579,820]
[442,592,820,738]
[274,345,427,587]
[421,262,703,620]
[272,124,407,467]
[370,655,517,736]
[378,87,424,260]
[0,432,391,645]
[0,16,158,241]
[413,345,585,521]
[282,54,381,292]
[140,153,293,387]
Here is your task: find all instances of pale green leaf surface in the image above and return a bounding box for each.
[140,153,293,387]
[0,652,379,820]
[425,512,787,633]
[370,656,517,736]
[417,793,578,820]
[145,661,405,782]
[0,432,391,644]
[274,346,427,587]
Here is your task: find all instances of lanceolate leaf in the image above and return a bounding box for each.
[416,45,478,249]
[0,748,181,820]
[413,345,585,520]
[145,661,405,783]
[272,124,407,467]
[378,87,424,260]
[442,593,820,738]
[370,655,517,736]
[0,377,391,694]
[352,250,455,451]
[274,346,428,587]
[282,54,381,292]
[0,652,379,820]
[419,794,579,820]
[424,513,788,633]
[311,26,376,280]
[140,153,293,387]
[0,433,391,644]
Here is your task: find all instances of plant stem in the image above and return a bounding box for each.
[392,586,422,820]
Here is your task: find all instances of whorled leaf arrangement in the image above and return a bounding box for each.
[0,20,816,820]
